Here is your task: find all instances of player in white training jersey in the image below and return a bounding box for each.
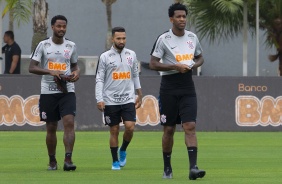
[96,27,142,170]
[150,3,206,180]
[29,15,79,171]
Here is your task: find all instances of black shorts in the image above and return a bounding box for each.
[158,93,197,126]
[103,103,136,127]
[39,92,76,122]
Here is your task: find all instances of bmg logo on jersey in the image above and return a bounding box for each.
[48,61,67,71]
[175,54,194,62]
[112,72,131,80]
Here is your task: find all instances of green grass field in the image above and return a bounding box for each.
[0,131,281,184]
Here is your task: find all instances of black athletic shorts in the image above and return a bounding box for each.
[103,103,136,127]
[39,92,76,122]
[158,93,197,126]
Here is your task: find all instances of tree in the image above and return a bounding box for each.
[31,0,48,52]
[184,0,282,75]
[101,0,117,50]
[184,0,244,43]
[174,0,184,3]
[8,8,14,31]
[247,0,282,75]
[2,0,32,31]
[0,0,32,73]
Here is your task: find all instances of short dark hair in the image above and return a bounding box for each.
[51,15,68,25]
[168,3,188,17]
[4,31,14,40]
[112,27,126,36]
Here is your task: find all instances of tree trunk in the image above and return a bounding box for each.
[102,0,116,50]
[8,9,14,31]
[105,2,112,50]
[31,0,48,52]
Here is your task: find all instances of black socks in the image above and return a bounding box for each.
[49,154,56,163]
[187,147,197,169]
[163,152,172,169]
[163,147,198,170]
[110,147,118,162]
[120,140,130,151]
[65,152,72,162]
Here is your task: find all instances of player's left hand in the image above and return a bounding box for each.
[174,63,191,73]
[70,70,80,82]
[135,95,142,109]
[184,65,192,71]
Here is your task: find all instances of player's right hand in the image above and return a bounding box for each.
[97,102,105,112]
[174,63,190,73]
[49,70,64,79]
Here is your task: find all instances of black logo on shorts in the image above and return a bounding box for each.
[105,116,111,124]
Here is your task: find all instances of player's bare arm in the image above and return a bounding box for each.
[9,55,20,73]
[97,101,105,112]
[135,88,143,109]
[149,55,190,73]
[70,63,80,82]
[29,60,63,78]
[192,54,204,69]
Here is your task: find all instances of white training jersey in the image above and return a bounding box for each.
[150,29,203,75]
[95,46,141,105]
[30,37,78,94]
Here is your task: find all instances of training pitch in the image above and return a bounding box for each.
[0,131,281,184]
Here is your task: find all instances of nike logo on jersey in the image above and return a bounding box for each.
[47,52,52,55]
[171,46,177,49]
